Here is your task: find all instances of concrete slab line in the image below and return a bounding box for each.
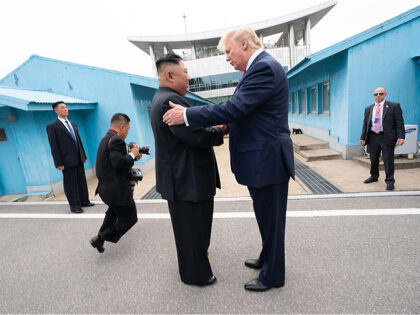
[1,190,419,206]
[0,208,419,219]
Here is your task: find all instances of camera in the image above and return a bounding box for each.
[128,142,150,155]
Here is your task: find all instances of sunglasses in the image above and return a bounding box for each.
[374,93,384,96]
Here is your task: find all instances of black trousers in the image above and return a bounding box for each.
[98,204,138,243]
[167,199,214,285]
[368,131,396,184]
[248,181,289,287]
[62,162,89,209]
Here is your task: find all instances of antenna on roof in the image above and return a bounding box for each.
[182,12,187,33]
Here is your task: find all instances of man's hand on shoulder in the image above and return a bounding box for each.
[57,166,64,170]
[163,101,185,126]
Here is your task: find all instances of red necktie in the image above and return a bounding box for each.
[243,70,246,77]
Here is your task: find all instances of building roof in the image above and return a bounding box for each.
[0,55,212,107]
[128,0,337,55]
[287,5,420,78]
[0,86,97,111]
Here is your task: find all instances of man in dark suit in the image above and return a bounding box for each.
[89,113,141,253]
[46,101,94,213]
[151,53,226,286]
[360,87,405,191]
[163,27,295,291]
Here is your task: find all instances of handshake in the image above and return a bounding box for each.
[128,142,150,161]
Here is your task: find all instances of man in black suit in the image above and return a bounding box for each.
[46,101,94,213]
[163,27,295,291]
[89,113,141,253]
[360,87,405,191]
[151,54,227,286]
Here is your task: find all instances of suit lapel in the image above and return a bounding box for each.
[56,119,74,140]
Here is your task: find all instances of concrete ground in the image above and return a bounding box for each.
[0,196,419,313]
[18,138,306,203]
[1,137,419,203]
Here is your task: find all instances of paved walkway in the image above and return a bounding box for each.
[0,195,419,313]
[1,138,419,203]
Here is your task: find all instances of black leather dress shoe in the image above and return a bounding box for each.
[364,177,378,184]
[90,236,105,253]
[82,202,95,207]
[70,208,84,213]
[195,275,217,286]
[205,275,217,286]
[245,258,263,269]
[386,183,395,191]
[244,278,284,292]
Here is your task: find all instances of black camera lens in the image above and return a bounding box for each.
[138,146,150,155]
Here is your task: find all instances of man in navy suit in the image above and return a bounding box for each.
[47,101,94,213]
[163,26,295,291]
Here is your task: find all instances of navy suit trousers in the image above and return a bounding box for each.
[248,181,289,287]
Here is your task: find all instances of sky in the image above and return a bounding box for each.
[0,0,419,79]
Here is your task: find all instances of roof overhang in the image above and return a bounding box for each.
[287,6,420,79]
[128,0,337,55]
[0,86,97,111]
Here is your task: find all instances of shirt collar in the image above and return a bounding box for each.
[58,117,69,123]
[246,48,264,71]
[375,100,386,107]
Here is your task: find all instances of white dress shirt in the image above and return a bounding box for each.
[371,99,385,132]
[58,117,75,134]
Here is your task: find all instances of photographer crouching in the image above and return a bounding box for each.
[90,113,145,253]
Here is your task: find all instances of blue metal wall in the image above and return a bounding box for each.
[288,15,420,151]
[347,17,420,145]
[0,56,209,195]
[288,51,349,145]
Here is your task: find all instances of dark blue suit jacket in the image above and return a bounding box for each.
[187,51,295,188]
[46,119,86,168]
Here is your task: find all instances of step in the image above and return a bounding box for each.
[352,156,420,170]
[291,134,328,151]
[297,148,342,162]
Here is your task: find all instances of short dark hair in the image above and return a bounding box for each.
[156,53,182,73]
[111,113,130,125]
[52,101,65,110]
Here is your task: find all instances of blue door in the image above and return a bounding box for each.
[0,121,27,195]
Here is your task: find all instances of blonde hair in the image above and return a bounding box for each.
[217,26,263,51]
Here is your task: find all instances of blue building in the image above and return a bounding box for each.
[287,6,420,159]
[0,55,210,197]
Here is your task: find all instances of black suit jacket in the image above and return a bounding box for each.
[151,86,224,202]
[95,129,134,206]
[46,119,87,168]
[360,100,405,146]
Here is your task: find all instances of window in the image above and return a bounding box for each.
[0,128,6,141]
[310,87,317,113]
[301,90,306,114]
[189,72,243,92]
[293,92,298,114]
[322,82,330,113]
[288,94,291,113]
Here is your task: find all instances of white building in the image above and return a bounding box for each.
[128,0,337,101]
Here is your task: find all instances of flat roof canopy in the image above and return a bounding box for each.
[0,86,97,111]
[128,0,337,55]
